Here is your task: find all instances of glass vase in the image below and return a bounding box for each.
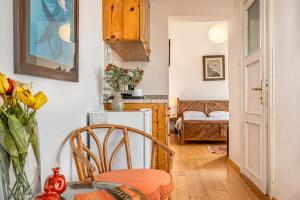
[0,122,41,200]
[112,92,124,111]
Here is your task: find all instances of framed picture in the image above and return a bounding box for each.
[203,55,225,81]
[14,0,79,82]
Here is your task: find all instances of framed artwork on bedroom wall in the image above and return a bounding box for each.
[14,0,79,82]
[203,55,225,81]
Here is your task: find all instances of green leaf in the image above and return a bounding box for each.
[30,125,39,162]
[12,104,24,118]
[27,111,36,125]
[13,104,27,125]
[0,119,20,171]
[7,115,30,155]
[26,112,39,161]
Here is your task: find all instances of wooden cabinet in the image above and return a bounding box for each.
[103,0,150,61]
[104,102,169,171]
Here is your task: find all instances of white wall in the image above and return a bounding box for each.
[0,0,103,181]
[106,0,234,95]
[168,21,229,113]
[228,0,242,167]
[272,0,300,199]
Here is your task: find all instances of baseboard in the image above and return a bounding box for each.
[227,159,270,200]
[241,174,269,200]
[227,158,241,173]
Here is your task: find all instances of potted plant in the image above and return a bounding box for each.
[104,64,144,111]
[104,64,129,111]
[0,73,48,200]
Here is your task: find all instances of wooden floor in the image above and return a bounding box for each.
[169,134,263,200]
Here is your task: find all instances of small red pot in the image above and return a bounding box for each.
[44,167,67,195]
[35,186,60,200]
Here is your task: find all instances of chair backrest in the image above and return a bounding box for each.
[70,124,174,181]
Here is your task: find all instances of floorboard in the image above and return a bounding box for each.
[169,134,264,200]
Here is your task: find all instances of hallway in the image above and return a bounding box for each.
[170,134,263,200]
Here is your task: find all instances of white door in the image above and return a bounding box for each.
[242,0,268,193]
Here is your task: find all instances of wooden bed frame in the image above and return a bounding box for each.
[177,98,229,144]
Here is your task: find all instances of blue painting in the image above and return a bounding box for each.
[29,0,75,72]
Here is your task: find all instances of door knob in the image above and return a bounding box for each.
[252,80,263,91]
[251,81,265,105]
[251,87,262,91]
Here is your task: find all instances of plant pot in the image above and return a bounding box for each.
[112,92,124,111]
[0,122,41,200]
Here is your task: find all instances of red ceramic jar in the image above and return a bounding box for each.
[35,186,60,200]
[44,167,67,195]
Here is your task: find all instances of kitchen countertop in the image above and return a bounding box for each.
[104,95,169,104]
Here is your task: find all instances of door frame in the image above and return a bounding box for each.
[240,0,275,196]
[266,0,275,196]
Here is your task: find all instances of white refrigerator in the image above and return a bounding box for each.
[88,110,152,170]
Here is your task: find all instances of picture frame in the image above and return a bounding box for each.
[203,55,225,81]
[14,0,79,82]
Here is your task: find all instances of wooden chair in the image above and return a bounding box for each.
[70,124,175,200]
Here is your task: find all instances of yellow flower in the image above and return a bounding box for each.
[0,73,9,94]
[16,86,36,106]
[30,92,48,110]
[7,97,19,106]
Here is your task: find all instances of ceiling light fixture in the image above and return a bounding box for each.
[208,23,228,44]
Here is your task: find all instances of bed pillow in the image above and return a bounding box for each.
[183,111,207,119]
[208,111,229,118]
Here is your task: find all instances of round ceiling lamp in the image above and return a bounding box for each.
[208,23,228,44]
[59,23,71,43]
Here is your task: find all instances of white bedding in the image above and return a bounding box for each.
[209,111,229,118]
[183,111,207,119]
[175,115,229,130]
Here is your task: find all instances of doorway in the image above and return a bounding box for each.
[167,18,233,199]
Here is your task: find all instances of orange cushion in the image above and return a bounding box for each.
[94,169,174,200]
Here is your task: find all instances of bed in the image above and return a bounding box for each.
[176,98,229,144]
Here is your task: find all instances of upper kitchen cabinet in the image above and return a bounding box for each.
[103,0,151,61]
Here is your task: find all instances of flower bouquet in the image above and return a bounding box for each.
[104,64,144,93]
[128,67,144,89]
[0,73,48,200]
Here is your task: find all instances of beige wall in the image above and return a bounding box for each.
[272,0,300,199]
[105,0,234,95]
[168,21,229,114]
